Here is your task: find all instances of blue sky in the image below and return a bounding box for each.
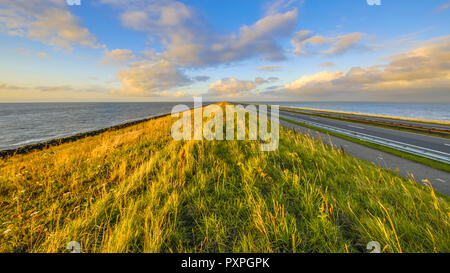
[0,0,449,102]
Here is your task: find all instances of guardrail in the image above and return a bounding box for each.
[230,102,450,165]
[279,108,450,136]
[278,113,450,165]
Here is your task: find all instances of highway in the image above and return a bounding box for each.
[282,108,450,132]
[269,109,450,195]
[280,119,450,196]
[235,103,450,194]
[278,109,450,164]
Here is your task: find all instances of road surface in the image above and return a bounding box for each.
[235,103,450,195]
[282,107,450,132]
[278,110,450,161]
[280,119,450,196]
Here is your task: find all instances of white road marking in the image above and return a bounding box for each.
[348,125,365,130]
[445,144,450,146]
[279,112,450,161]
[436,178,446,183]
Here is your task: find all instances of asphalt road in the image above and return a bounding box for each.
[284,108,450,132]
[279,110,450,156]
[280,120,450,196]
[235,103,450,195]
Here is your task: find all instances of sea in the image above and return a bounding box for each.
[270,102,450,121]
[0,102,193,151]
[0,102,449,151]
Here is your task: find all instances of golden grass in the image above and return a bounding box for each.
[0,103,449,253]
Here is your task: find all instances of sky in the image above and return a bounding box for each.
[0,0,449,102]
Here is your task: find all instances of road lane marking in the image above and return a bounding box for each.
[436,178,446,183]
[348,125,365,130]
[445,144,450,146]
[279,112,450,157]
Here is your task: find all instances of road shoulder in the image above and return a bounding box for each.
[281,120,450,196]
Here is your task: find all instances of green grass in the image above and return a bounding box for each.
[279,116,450,173]
[0,103,449,253]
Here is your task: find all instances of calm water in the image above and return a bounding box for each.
[0,102,449,151]
[268,102,450,122]
[0,102,194,151]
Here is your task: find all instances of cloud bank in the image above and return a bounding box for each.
[0,0,102,50]
[283,38,450,101]
[291,30,365,56]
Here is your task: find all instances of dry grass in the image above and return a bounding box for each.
[0,103,448,253]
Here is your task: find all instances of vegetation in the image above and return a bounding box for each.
[279,116,450,173]
[279,106,450,126]
[279,108,450,139]
[0,103,449,253]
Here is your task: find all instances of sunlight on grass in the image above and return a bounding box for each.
[0,103,448,253]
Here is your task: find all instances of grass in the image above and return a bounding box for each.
[0,103,449,253]
[279,116,450,173]
[280,109,450,139]
[279,106,450,126]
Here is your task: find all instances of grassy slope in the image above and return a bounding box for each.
[279,116,450,173]
[0,103,448,253]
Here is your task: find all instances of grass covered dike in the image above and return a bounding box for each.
[0,103,448,253]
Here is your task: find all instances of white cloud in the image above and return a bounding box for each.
[120,11,148,30]
[156,90,189,99]
[285,71,344,92]
[101,0,299,66]
[101,49,135,66]
[0,83,25,90]
[257,65,283,72]
[436,1,450,13]
[161,8,299,66]
[318,62,335,67]
[209,78,256,94]
[206,77,275,99]
[37,52,51,58]
[264,0,304,15]
[324,32,364,55]
[0,82,110,94]
[291,30,365,56]
[291,30,330,55]
[111,59,192,97]
[16,48,51,58]
[284,38,450,101]
[99,0,300,98]
[0,0,102,50]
